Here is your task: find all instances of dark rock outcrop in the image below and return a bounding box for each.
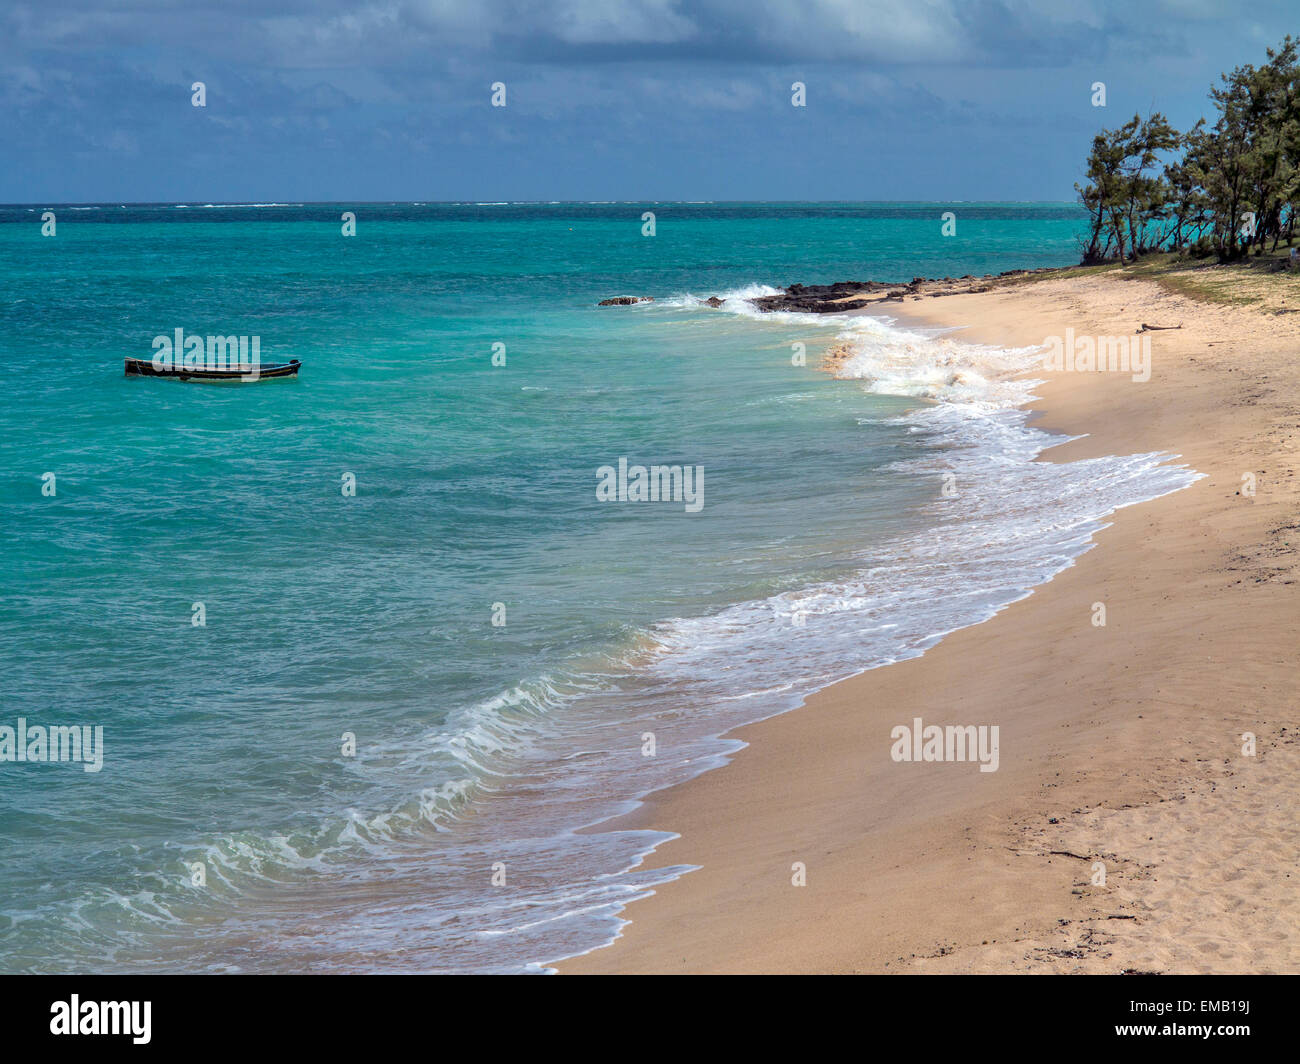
[749,267,1063,313]
[749,281,894,313]
[598,296,654,306]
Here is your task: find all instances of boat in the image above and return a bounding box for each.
[124,357,301,381]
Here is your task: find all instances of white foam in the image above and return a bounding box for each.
[832,315,1045,408]
[659,283,784,314]
[44,296,1202,976]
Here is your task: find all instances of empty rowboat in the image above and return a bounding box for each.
[124,357,301,382]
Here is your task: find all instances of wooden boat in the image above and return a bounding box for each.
[124,357,301,382]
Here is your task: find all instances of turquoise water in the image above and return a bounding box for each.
[0,202,1194,972]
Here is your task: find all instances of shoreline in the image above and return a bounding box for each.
[559,270,1300,974]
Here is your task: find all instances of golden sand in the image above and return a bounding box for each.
[560,271,1300,975]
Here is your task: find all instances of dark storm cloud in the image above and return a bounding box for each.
[2,0,1295,201]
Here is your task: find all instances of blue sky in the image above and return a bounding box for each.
[3,1,1295,202]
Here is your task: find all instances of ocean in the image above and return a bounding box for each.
[0,202,1197,972]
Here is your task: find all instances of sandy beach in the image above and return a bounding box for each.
[561,269,1300,975]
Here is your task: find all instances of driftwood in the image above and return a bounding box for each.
[1136,322,1183,333]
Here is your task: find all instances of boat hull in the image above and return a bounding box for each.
[124,358,301,382]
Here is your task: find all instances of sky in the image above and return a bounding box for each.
[2,0,1296,202]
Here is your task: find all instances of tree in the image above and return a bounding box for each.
[1076,114,1178,263]
[1077,36,1300,264]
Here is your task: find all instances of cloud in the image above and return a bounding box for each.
[0,0,1214,71]
[549,0,698,45]
[4,0,1299,201]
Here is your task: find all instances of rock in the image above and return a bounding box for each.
[739,266,1068,314]
[702,296,725,307]
[598,296,654,306]
[749,280,888,313]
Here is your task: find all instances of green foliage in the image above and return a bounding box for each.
[1079,36,1300,263]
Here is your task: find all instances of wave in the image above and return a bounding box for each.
[4,291,1201,974]
[832,317,1044,407]
[171,203,304,209]
[658,283,784,314]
